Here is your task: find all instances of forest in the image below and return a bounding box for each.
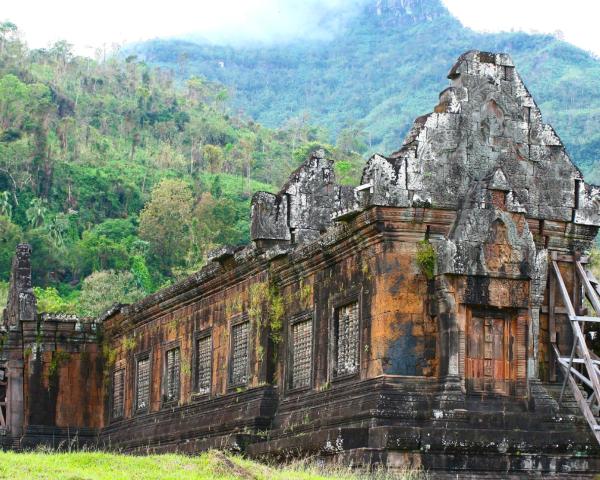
[0,22,364,316]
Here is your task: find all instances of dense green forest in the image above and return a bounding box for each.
[0,22,363,316]
[131,0,600,182]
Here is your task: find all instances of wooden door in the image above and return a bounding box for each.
[466,310,511,395]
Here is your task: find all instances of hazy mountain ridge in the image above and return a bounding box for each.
[131,0,600,181]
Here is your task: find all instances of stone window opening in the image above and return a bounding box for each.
[289,316,313,390]
[195,333,212,395]
[229,320,250,387]
[111,368,125,420]
[333,301,360,378]
[164,347,180,404]
[135,355,151,413]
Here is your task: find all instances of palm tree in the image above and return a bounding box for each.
[0,191,12,218]
[26,197,47,228]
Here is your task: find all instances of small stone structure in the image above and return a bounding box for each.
[1,51,600,478]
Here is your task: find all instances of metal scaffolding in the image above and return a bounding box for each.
[552,255,600,444]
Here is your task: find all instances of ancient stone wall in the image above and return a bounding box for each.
[1,244,104,448]
[251,149,354,246]
[21,314,103,432]
[103,268,273,420]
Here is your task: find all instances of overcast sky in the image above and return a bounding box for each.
[2,0,600,57]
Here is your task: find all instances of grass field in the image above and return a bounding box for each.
[0,450,425,480]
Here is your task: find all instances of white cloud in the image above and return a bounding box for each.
[443,0,600,56]
[2,0,600,56]
[2,0,363,55]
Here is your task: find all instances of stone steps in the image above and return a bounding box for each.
[543,382,585,416]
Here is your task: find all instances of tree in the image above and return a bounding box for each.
[0,74,29,130]
[26,198,48,227]
[139,179,193,273]
[0,280,8,317]
[0,215,22,280]
[0,191,12,218]
[0,22,18,54]
[45,213,70,248]
[89,218,136,243]
[203,144,224,173]
[336,125,368,155]
[78,270,145,317]
[25,228,69,285]
[34,286,76,313]
[130,254,154,293]
[210,176,223,198]
[77,229,129,274]
[191,192,248,260]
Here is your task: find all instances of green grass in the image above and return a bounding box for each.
[0,450,425,480]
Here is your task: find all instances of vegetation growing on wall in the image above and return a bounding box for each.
[246,280,284,343]
[101,339,118,389]
[415,240,436,281]
[268,286,284,344]
[48,350,71,379]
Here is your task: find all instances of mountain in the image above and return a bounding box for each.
[130,0,600,182]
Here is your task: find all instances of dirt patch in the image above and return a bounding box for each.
[208,450,258,480]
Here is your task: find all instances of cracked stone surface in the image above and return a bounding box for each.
[359,50,597,227]
[251,149,355,245]
[252,51,599,252]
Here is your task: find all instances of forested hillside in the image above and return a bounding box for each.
[0,23,363,315]
[132,0,600,182]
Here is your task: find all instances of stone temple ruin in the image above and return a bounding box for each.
[1,50,600,478]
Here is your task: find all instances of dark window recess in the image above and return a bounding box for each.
[165,348,180,402]
[136,357,150,411]
[334,302,359,377]
[230,322,249,386]
[291,319,313,389]
[112,368,124,419]
[196,336,211,394]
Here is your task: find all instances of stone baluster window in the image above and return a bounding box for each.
[165,347,180,403]
[290,319,313,389]
[196,335,212,394]
[136,356,150,411]
[334,302,359,377]
[230,321,249,387]
[112,368,124,419]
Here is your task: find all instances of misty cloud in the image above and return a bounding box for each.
[3,0,600,56]
[180,0,370,46]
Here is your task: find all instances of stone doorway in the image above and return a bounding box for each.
[466,309,514,395]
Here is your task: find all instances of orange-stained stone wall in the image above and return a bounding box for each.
[24,344,104,429]
[103,210,445,425]
[368,242,436,378]
[98,206,591,430]
[106,270,273,421]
